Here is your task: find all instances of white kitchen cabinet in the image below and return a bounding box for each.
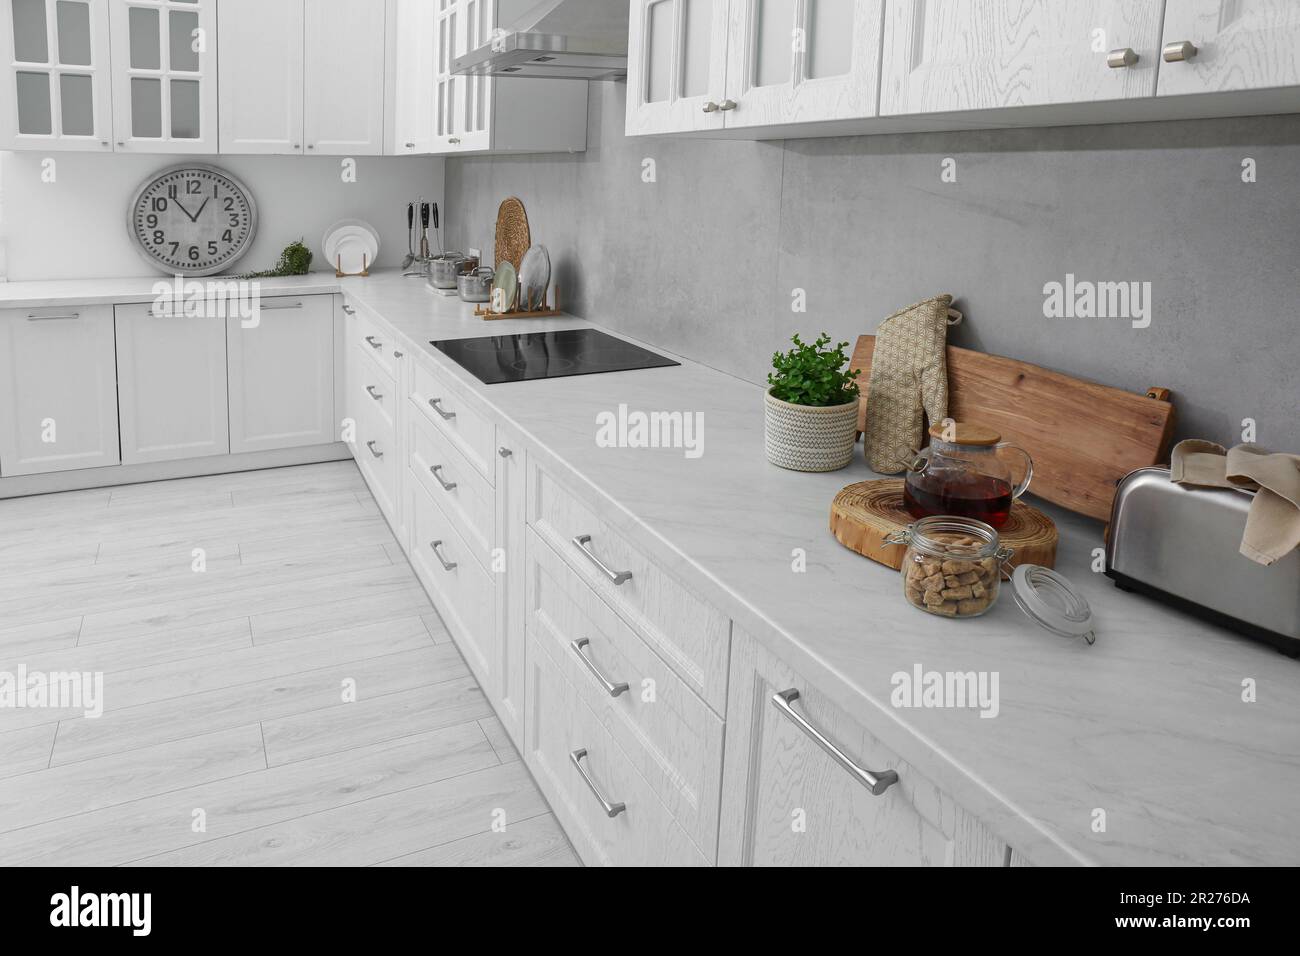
[717,628,1008,866]
[1,0,114,150]
[625,0,729,135]
[723,0,883,128]
[108,0,217,152]
[494,427,525,747]
[114,303,228,464]
[1157,0,1300,96]
[389,0,436,153]
[304,0,387,155]
[881,1,1165,115]
[226,295,334,454]
[217,0,304,154]
[0,305,119,476]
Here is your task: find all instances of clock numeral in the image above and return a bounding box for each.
[223,197,234,212]
[213,184,220,198]
[153,230,164,245]
[152,197,167,212]
[188,245,200,262]
[146,214,158,228]
[222,229,233,243]
[169,242,180,256]
[208,241,219,256]
[228,214,239,227]
[186,180,201,195]
[167,185,178,199]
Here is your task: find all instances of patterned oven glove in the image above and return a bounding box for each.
[864,294,955,473]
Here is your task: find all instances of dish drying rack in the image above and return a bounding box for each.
[475,284,564,321]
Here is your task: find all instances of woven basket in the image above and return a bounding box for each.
[764,390,859,472]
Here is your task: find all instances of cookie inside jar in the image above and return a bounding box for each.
[893,516,1013,619]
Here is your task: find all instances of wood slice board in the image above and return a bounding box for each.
[494,197,531,273]
[850,335,1175,522]
[830,479,1058,572]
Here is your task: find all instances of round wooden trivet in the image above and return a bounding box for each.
[829,479,1057,572]
[494,197,531,273]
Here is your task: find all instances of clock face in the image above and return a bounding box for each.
[128,164,257,277]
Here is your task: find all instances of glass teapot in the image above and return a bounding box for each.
[902,421,1033,528]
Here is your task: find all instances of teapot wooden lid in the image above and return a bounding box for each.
[928,421,1001,446]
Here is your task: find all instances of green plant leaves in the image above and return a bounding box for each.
[767,332,860,407]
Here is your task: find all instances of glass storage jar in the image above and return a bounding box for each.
[885,516,1013,619]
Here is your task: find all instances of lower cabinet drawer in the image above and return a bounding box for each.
[410,355,496,484]
[352,369,397,523]
[527,527,722,859]
[408,404,494,573]
[407,475,496,685]
[524,633,708,867]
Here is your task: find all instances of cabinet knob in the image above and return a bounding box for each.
[293,143,300,149]
[718,99,737,111]
[1107,47,1138,68]
[449,137,461,144]
[405,142,415,148]
[307,144,315,149]
[116,141,124,147]
[393,349,403,359]
[701,100,720,113]
[1162,40,1198,62]
[498,446,512,458]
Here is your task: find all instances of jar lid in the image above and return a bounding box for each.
[928,421,1002,446]
[1009,565,1096,644]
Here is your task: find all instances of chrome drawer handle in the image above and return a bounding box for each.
[1107,47,1138,68]
[718,98,737,110]
[570,638,629,697]
[366,385,383,401]
[430,464,457,491]
[429,540,457,571]
[701,100,720,113]
[365,440,383,459]
[569,748,625,818]
[428,397,456,420]
[498,446,512,458]
[771,689,899,796]
[1162,40,1198,62]
[572,534,632,586]
[341,304,355,315]
[259,301,303,311]
[364,335,383,349]
[27,312,81,321]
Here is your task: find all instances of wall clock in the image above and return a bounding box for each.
[127,164,258,277]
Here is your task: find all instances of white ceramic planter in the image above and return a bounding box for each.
[764,390,859,472]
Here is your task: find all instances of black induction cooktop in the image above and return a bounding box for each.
[430,328,680,385]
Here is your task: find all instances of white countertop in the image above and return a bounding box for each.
[7,270,1298,866]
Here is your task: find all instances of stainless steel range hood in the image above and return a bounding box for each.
[453,0,627,81]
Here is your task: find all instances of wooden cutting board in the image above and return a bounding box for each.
[850,335,1176,522]
[494,197,531,273]
[830,479,1058,572]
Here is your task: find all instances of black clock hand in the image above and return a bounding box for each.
[191,197,211,220]
[172,197,196,222]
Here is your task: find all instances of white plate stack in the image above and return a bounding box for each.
[322,219,380,274]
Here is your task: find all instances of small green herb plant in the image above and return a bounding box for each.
[237,239,313,279]
[767,332,860,407]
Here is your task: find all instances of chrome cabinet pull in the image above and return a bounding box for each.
[430,539,457,571]
[27,312,80,321]
[393,349,404,359]
[1162,40,1198,62]
[259,301,303,310]
[569,749,625,817]
[429,464,457,491]
[365,440,383,459]
[571,534,632,586]
[701,100,720,113]
[428,397,456,420]
[366,385,383,401]
[449,136,461,144]
[771,689,899,796]
[1107,47,1138,68]
[498,446,512,458]
[718,99,737,111]
[341,304,355,315]
[364,335,383,350]
[570,638,629,697]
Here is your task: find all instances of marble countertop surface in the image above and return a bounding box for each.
[7,270,1298,866]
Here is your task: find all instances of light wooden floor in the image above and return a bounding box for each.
[0,461,577,867]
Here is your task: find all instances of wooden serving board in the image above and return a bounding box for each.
[830,479,1058,572]
[850,335,1175,522]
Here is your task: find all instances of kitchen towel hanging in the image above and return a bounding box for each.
[863,294,959,473]
[1170,440,1300,565]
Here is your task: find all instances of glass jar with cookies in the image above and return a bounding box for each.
[886,516,1013,618]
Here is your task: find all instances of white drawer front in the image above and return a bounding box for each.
[408,476,495,683]
[408,406,495,573]
[524,633,709,868]
[352,303,396,378]
[354,385,396,523]
[409,356,495,483]
[528,461,731,712]
[354,344,396,433]
[527,527,722,859]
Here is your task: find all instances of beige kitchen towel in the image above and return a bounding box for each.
[864,294,954,473]
[1170,440,1300,565]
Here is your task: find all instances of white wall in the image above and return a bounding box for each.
[0,152,444,281]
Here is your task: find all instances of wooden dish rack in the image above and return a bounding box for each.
[475,284,564,321]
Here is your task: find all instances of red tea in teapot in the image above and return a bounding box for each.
[903,470,1014,528]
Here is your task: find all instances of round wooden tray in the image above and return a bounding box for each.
[494,197,531,273]
[830,479,1057,572]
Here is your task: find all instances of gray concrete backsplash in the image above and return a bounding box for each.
[445,82,1300,454]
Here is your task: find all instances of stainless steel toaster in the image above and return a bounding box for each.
[1106,466,1300,655]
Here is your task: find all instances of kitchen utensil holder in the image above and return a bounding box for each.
[475,283,563,320]
[335,253,370,278]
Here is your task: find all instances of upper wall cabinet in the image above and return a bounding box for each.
[304,0,387,154]
[390,0,435,153]
[0,0,114,149]
[626,0,729,135]
[880,1,1166,115]
[109,0,218,152]
[1156,0,1300,96]
[218,0,304,153]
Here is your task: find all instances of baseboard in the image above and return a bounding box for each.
[0,443,353,499]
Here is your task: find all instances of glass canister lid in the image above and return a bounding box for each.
[1009,565,1096,644]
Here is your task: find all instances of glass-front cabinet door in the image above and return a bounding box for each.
[625,0,730,136]
[723,0,882,129]
[433,0,459,149]
[1,0,113,149]
[108,0,216,152]
[454,0,492,151]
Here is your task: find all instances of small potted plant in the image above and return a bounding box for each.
[765,333,861,472]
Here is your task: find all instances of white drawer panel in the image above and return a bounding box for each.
[352,303,396,378]
[409,355,495,484]
[408,406,494,574]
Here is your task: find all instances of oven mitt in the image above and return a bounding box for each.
[1171,440,1300,565]
[864,294,955,473]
